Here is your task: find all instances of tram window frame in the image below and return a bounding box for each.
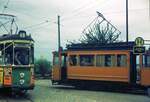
[79,55,94,66]
[69,55,78,66]
[117,54,127,67]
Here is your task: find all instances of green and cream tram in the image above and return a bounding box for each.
[0,30,34,92]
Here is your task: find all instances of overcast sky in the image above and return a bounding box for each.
[0,0,149,60]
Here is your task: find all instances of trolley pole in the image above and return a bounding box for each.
[126,0,129,43]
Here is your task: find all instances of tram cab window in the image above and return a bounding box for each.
[80,55,94,66]
[14,48,29,65]
[4,43,13,65]
[117,54,127,67]
[69,55,77,66]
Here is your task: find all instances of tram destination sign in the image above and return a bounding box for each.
[133,46,145,54]
[135,37,144,46]
[134,37,145,54]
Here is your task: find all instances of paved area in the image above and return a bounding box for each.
[0,80,150,102]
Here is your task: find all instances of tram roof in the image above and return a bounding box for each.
[0,33,34,42]
[66,42,135,51]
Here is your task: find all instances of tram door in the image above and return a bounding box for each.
[52,52,61,81]
[52,52,67,81]
[61,54,67,81]
[140,53,150,86]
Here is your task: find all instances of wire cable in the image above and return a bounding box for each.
[61,0,112,22]
[2,0,10,13]
[23,20,50,29]
[61,8,149,23]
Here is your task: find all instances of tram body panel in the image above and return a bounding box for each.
[140,52,150,86]
[3,67,12,86]
[140,68,150,86]
[67,67,129,82]
[67,50,131,82]
[12,67,31,87]
[52,66,61,81]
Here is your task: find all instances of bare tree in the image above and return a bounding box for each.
[80,23,120,44]
[69,12,121,45]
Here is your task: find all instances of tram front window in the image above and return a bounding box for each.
[14,48,29,65]
[5,43,13,65]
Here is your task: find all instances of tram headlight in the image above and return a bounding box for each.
[20,72,25,78]
[20,79,25,85]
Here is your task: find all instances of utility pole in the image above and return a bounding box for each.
[57,15,62,69]
[149,0,150,20]
[126,0,129,43]
[58,15,61,51]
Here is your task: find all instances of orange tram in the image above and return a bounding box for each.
[52,42,150,96]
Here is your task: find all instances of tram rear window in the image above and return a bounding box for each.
[80,55,94,66]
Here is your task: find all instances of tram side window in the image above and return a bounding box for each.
[105,55,116,67]
[117,54,127,67]
[96,55,105,66]
[80,55,94,66]
[69,55,77,66]
[144,55,150,67]
[96,55,116,67]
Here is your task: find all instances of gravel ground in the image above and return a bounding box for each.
[31,80,150,102]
